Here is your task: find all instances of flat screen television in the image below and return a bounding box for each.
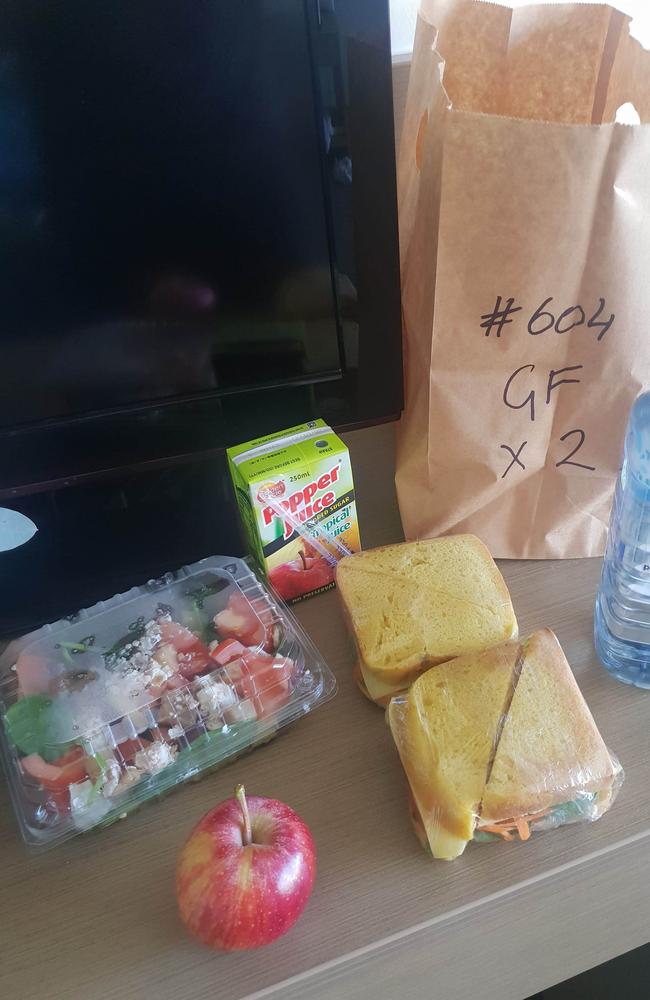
[0,0,402,634]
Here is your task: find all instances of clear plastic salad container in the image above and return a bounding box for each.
[0,555,336,849]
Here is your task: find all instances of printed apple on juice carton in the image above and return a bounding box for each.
[269,543,335,601]
[227,420,361,604]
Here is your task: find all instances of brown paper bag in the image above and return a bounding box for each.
[396,0,650,558]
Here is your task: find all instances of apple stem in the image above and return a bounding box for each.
[298,550,307,571]
[235,783,252,846]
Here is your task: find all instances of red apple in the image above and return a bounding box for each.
[176,785,316,950]
[269,550,335,600]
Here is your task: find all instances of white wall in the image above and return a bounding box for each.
[389,0,421,56]
[389,0,650,55]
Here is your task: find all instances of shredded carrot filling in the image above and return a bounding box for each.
[515,818,531,841]
[480,824,515,841]
[479,808,551,841]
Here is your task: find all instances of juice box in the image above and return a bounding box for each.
[227,419,360,603]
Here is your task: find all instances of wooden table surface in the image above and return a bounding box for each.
[2,424,649,1000]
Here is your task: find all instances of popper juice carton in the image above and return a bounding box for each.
[227,420,360,603]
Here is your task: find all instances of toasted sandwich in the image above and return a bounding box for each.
[388,629,622,860]
[336,535,518,705]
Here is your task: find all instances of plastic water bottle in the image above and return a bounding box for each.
[595,391,650,687]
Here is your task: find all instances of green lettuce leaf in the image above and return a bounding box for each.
[4,695,72,761]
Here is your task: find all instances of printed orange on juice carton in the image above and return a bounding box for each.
[227,420,360,603]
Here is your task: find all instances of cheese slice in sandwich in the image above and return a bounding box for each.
[388,629,622,860]
[337,535,518,705]
[353,660,421,707]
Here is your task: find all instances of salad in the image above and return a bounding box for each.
[4,585,295,833]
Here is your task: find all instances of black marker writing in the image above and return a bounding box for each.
[555,429,595,471]
[528,298,555,336]
[503,364,585,423]
[546,365,583,403]
[501,442,527,478]
[503,365,536,421]
[587,298,615,341]
[480,296,614,342]
[480,296,523,338]
[499,430,596,478]
[555,305,586,334]
[482,294,605,480]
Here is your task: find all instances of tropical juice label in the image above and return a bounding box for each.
[227,419,360,603]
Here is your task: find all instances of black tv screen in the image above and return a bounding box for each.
[1,0,344,427]
[0,0,401,633]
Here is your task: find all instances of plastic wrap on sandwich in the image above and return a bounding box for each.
[387,628,623,860]
[336,535,518,706]
[0,556,335,850]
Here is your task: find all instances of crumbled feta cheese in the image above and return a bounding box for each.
[194,676,239,730]
[167,724,185,740]
[151,641,178,673]
[126,650,152,672]
[116,766,141,795]
[134,741,177,775]
[144,659,177,692]
[195,678,237,717]
[224,700,258,724]
[111,618,163,675]
[157,687,199,728]
[69,779,112,830]
[100,757,122,797]
[204,713,225,732]
[171,686,199,709]
[69,779,92,813]
[143,618,163,646]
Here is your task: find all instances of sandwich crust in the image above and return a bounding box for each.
[337,535,518,695]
